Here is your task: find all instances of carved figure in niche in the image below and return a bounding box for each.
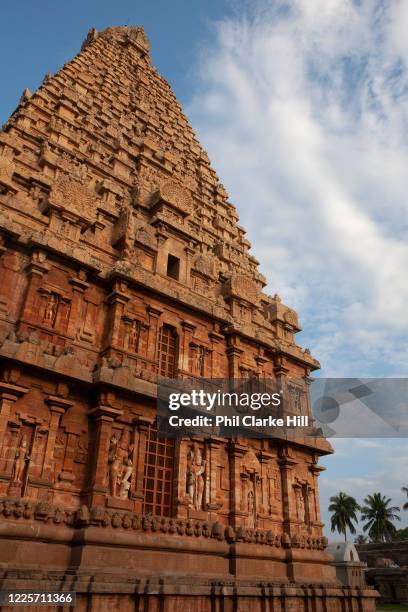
[247,488,255,528]
[190,345,206,376]
[255,475,265,515]
[240,476,248,512]
[107,430,134,498]
[128,320,141,352]
[11,434,29,483]
[195,346,206,376]
[43,293,59,326]
[74,432,88,464]
[186,442,206,510]
[297,490,305,523]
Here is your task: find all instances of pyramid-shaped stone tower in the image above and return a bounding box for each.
[0,27,376,610]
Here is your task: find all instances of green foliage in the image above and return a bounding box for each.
[402,486,408,512]
[361,492,400,543]
[354,534,367,545]
[328,492,360,541]
[392,526,408,541]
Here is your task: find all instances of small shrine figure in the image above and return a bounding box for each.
[11,434,30,483]
[247,488,255,529]
[297,492,306,523]
[195,346,206,376]
[186,442,206,510]
[128,320,141,352]
[43,293,59,326]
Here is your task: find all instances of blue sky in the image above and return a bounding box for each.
[1,0,407,538]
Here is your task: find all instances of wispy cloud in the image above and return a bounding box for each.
[188,0,408,376]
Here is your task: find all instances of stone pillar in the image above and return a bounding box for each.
[180,320,196,374]
[278,453,298,536]
[20,251,50,325]
[67,271,89,339]
[184,243,195,286]
[87,404,123,506]
[257,450,274,517]
[146,306,162,363]
[57,432,78,487]
[205,437,224,516]
[42,395,73,480]
[226,338,243,379]
[209,331,225,378]
[0,382,28,456]
[273,354,290,420]
[175,437,190,518]
[227,441,247,529]
[132,415,154,513]
[309,462,325,533]
[104,279,129,350]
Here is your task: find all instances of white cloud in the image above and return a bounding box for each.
[187,0,408,376]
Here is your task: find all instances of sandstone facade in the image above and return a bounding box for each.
[0,26,377,611]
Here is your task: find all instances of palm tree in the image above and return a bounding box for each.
[328,492,360,541]
[402,486,408,511]
[354,534,367,545]
[361,493,400,542]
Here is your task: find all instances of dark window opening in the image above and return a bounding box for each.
[158,324,178,378]
[166,254,180,280]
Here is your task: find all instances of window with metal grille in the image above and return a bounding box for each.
[158,324,178,378]
[142,423,175,516]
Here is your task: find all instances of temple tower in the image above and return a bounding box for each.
[0,26,377,611]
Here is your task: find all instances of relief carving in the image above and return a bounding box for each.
[150,180,193,216]
[186,442,206,510]
[108,430,134,499]
[189,344,208,377]
[47,166,97,225]
[11,434,29,484]
[43,293,59,326]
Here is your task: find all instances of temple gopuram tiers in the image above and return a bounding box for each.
[0,26,377,611]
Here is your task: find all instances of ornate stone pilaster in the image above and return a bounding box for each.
[104,279,129,350]
[42,395,73,481]
[146,306,162,363]
[20,251,50,326]
[257,450,275,517]
[205,437,224,514]
[227,441,247,529]
[278,450,298,536]
[175,437,190,517]
[273,354,290,420]
[67,271,89,339]
[87,403,123,506]
[209,330,225,378]
[131,415,154,513]
[0,382,28,456]
[184,243,195,286]
[180,319,196,373]
[226,339,243,379]
[309,461,326,531]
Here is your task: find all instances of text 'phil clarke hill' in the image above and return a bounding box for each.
[168,415,310,428]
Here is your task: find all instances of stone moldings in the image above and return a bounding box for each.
[150,181,193,216]
[45,173,97,229]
